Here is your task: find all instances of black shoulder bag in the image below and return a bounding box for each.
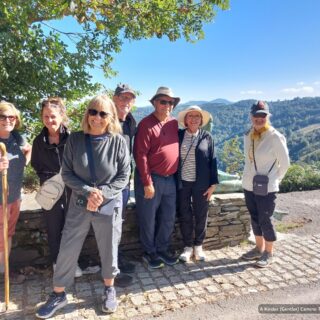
[252,140,276,196]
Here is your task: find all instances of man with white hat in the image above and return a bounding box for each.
[133,86,180,269]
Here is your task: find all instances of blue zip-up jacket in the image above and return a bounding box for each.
[177,128,219,189]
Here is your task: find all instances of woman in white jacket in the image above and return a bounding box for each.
[241,101,290,268]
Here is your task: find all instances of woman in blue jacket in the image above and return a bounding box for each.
[177,106,219,262]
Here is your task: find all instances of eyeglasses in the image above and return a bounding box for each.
[158,100,175,106]
[0,115,16,122]
[88,109,110,119]
[186,114,201,119]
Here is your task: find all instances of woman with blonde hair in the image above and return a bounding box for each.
[0,101,31,283]
[36,95,130,319]
[241,101,290,268]
[31,97,82,277]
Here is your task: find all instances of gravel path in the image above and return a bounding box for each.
[275,190,320,236]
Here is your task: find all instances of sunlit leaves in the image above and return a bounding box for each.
[0,0,229,114]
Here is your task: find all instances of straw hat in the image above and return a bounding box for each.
[178,105,212,128]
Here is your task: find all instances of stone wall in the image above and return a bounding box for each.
[11,193,250,267]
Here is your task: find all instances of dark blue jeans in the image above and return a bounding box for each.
[134,171,177,254]
[244,190,277,242]
[178,181,209,247]
[121,184,130,220]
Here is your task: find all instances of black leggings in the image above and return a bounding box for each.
[42,195,67,263]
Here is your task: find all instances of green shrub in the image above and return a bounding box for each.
[280,163,320,192]
[23,165,39,192]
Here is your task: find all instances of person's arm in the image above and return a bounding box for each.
[61,134,93,196]
[31,137,48,184]
[133,121,155,199]
[204,134,219,200]
[99,137,131,200]
[273,133,290,181]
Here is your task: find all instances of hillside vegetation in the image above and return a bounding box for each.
[134,97,320,166]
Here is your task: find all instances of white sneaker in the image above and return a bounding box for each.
[53,263,83,278]
[74,265,83,278]
[179,247,194,262]
[194,245,206,261]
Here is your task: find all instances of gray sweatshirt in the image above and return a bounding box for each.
[61,131,130,206]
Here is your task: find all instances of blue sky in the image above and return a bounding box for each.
[53,0,320,107]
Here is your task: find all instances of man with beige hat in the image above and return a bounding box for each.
[133,87,180,269]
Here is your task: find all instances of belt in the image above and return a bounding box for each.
[151,173,172,178]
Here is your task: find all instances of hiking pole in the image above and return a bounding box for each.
[0,142,10,311]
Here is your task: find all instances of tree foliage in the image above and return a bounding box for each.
[0,0,229,113]
[219,136,244,174]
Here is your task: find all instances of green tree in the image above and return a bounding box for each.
[0,0,230,113]
[220,136,244,175]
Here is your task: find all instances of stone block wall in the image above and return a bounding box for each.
[11,193,250,267]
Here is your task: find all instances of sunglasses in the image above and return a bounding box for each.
[0,115,16,122]
[253,114,267,118]
[41,100,60,108]
[88,109,110,119]
[158,100,175,106]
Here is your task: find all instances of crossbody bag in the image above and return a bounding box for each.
[252,140,276,196]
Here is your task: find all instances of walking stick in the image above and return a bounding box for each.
[0,142,10,311]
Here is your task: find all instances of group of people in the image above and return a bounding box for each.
[0,86,290,319]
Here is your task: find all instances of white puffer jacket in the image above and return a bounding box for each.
[242,127,290,193]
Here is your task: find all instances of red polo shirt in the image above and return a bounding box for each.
[133,113,179,186]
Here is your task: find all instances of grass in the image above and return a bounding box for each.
[275,221,304,233]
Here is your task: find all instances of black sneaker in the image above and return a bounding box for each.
[142,253,164,269]
[157,250,179,266]
[255,251,273,268]
[118,255,136,274]
[36,292,67,319]
[114,273,133,288]
[102,286,117,313]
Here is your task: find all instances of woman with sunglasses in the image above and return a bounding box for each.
[241,101,290,268]
[36,95,130,319]
[0,101,31,283]
[31,97,83,278]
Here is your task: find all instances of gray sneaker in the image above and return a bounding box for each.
[102,286,117,313]
[241,247,263,260]
[255,251,273,268]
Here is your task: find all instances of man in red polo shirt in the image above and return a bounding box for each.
[133,87,180,268]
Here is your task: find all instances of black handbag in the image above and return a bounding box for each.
[252,140,276,196]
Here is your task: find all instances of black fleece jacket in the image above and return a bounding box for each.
[31,126,70,185]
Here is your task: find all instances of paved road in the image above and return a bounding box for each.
[134,280,320,320]
[1,234,320,319]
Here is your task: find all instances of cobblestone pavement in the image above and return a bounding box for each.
[1,234,320,320]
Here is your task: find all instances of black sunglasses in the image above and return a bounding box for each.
[88,109,110,119]
[0,115,16,121]
[253,113,267,118]
[158,100,175,106]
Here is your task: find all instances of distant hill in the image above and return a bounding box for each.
[209,98,232,105]
[132,97,320,165]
